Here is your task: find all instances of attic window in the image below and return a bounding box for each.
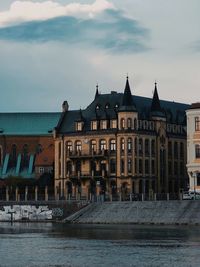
[76,122,83,131]
[105,103,110,109]
[96,104,100,110]
[115,104,119,108]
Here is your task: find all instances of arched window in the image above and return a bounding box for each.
[23,144,29,167]
[127,138,132,153]
[110,139,116,152]
[128,159,132,173]
[91,140,97,153]
[121,138,125,153]
[121,118,125,129]
[100,139,106,151]
[66,141,73,156]
[75,141,82,153]
[127,118,132,129]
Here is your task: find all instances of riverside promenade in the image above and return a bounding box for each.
[65,200,200,225]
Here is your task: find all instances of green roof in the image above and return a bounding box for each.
[0,112,61,135]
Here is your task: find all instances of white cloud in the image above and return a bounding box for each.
[0,0,115,27]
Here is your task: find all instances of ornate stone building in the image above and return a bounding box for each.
[186,103,200,192]
[54,78,189,200]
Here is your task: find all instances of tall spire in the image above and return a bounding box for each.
[122,76,134,106]
[95,84,99,99]
[151,82,161,112]
[119,76,137,112]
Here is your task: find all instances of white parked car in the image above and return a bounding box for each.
[182,192,193,200]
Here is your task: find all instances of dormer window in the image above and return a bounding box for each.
[105,103,110,109]
[91,121,97,130]
[76,122,83,131]
[111,119,117,129]
[101,120,107,130]
[96,104,100,110]
[115,103,119,109]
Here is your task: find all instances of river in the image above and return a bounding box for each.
[0,223,200,266]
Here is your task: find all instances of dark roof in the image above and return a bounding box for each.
[188,103,200,110]
[0,112,61,135]
[58,92,189,134]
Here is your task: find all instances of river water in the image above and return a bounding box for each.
[0,223,200,267]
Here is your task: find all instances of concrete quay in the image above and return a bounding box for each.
[64,201,200,225]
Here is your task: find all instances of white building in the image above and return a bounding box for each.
[186,103,200,192]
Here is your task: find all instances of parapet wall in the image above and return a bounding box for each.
[65,201,200,225]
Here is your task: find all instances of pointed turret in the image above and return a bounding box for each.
[151,82,161,112]
[95,84,99,100]
[151,82,165,118]
[119,76,137,112]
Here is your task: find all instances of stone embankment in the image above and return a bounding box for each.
[64,201,200,225]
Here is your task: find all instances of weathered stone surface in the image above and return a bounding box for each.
[64,201,200,225]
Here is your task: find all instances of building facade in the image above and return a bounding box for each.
[186,103,200,192]
[54,78,189,200]
[0,112,60,200]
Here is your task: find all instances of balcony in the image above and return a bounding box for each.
[67,170,109,179]
[67,149,112,159]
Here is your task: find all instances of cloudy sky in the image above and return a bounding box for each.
[0,0,199,112]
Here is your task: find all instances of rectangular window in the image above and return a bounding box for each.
[195,117,200,131]
[168,161,172,175]
[76,122,82,131]
[139,159,143,174]
[151,160,155,175]
[145,159,149,174]
[174,162,178,175]
[91,121,97,130]
[197,174,200,186]
[101,120,107,130]
[111,120,117,129]
[196,144,200,158]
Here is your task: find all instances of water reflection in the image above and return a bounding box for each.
[0,223,200,266]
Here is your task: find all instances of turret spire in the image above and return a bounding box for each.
[95,83,99,99]
[151,81,161,112]
[122,76,134,106]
